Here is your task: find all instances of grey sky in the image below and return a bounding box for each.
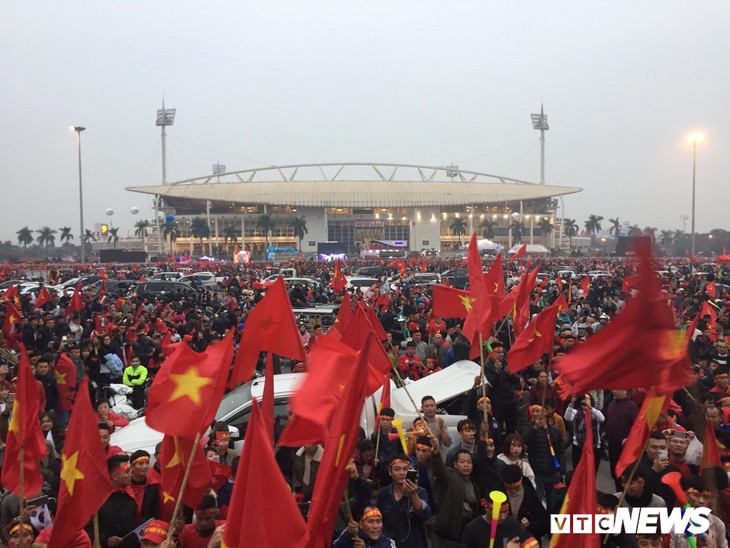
[2,1,728,244]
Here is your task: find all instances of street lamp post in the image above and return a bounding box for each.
[72,126,86,263]
[688,133,704,256]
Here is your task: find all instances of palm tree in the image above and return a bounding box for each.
[257,214,275,249]
[107,227,119,249]
[59,227,74,250]
[510,220,526,243]
[290,216,308,252]
[16,226,33,248]
[190,217,210,251]
[36,226,57,248]
[643,227,657,243]
[134,220,150,250]
[537,218,554,246]
[609,217,621,239]
[82,229,96,256]
[479,219,496,239]
[628,225,643,237]
[584,215,604,246]
[563,218,579,250]
[659,230,674,254]
[223,226,237,250]
[163,222,178,254]
[449,218,468,247]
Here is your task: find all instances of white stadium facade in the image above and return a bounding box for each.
[126,163,582,258]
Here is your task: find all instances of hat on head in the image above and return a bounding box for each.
[130,449,150,465]
[39,353,54,363]
[140,520,169,544]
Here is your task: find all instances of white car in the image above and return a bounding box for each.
[149,272,184,281]
[111,360,481,456]
[178,272,225,288]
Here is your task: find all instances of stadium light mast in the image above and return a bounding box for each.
[687,133,704,256]
[531,105,549,185]
[72,126,86,263]
[155,101,176,254]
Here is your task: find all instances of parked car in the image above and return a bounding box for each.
[88,279,138,298]
[134,281,201,301]
[149,271,184,281]
[111,360,481,456]
[179,272,225,288]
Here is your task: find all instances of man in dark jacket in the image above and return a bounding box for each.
[484,344,519,435]
[34,354,59,413]
[88,453,141,547]
[604,390,639,490]
[501,464,549,541]
[519,405,565,513]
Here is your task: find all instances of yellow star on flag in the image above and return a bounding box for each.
[528,328,543,344]
[162,491,176,504]
[55,370,67,385]
[61,451,85,496]
[165,438,183,469]
[458,294,476,313]
[8,399,19,434]
[658,330,687,360]
[168,365,214,406]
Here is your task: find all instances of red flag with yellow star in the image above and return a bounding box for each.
[507,303,559,373]
[229,277,306,388]
[1,302,22,337]
[159,434,212,518]
[331,259,347,293]
[66,283,84,317]
[48,378,114,547]
[145,333,233,438]
[555,238,692,396]
[0,346,47,496]
[305,333,373,547]
[431,284,474,318]
[507,243,527,264]
[2,284,21,308]
[34,285,53,308]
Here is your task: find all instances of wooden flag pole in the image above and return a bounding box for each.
[18,447,24,525]
[166,431,202,542]
[93,514,101,548]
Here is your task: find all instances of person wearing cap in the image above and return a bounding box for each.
[461,490,538,548]
[139,519,170,548]
[376,454,431,548]
[333,506,397,548]
[88,453,142,548]
[501,464,548,541]
[130,450,161,522]
[370,407,402,484]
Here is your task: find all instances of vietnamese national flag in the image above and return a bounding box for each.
[507,304,559,373]
[622,275,638,294]
[331,260,347,293]
[159,434,212,517]
[329,292,354,337]
[222,399,307,548]
[2,302,22,337]
[0,347,48,496]
[360,302,387,341]
[553,294,568,314]
[705,280,716,299]
[614,389,670,478]
[507,243,527,264]
[484,252,506,303]
[462,234,493,351]
[554,239,692,397]
[34,286,53,308]
[146,333,233,438]
[549,408,599,548]
[66,283,84,316]
[374,376,392,432]
[579,276,590,296]
[304,333,373,547]
[701,420,722,470]
[3,284,21,307]
[431,285,474,318]
[48,378,115,547]
[340,306,393,394]
[512,267,540,336]
[229,277,306,388]
[700,301,718,342]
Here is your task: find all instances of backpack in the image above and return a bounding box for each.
[103,353,124,375]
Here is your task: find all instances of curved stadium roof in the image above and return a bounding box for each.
[126,163,582,208]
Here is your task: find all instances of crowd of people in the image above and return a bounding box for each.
[0,253,728,547]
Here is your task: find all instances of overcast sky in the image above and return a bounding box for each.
[2,1,728,243]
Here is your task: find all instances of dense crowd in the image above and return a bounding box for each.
[0,254,728,547]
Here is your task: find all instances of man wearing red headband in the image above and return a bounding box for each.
[333,506,396,548]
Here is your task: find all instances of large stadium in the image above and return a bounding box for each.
[126,162,582,258]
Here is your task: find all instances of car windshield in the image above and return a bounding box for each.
[216,383,252,420]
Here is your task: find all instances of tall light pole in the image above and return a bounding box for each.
[680,215,689,232]
[156,102,176,256]
[72,126,86,263]
[688,133,704,255]
[531,105,549,185]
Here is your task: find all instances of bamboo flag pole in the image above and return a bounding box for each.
[166,431,202,542]
[93,514,101,548]
[18,447,24,525]
[478,334,489,441]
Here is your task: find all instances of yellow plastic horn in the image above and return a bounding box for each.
[391,418,409,455]
[488,490,507,548]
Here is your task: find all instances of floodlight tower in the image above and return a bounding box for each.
[531,105,549,185]
[155,101,176,254]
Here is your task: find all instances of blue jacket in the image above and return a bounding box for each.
[376,485,431,548]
